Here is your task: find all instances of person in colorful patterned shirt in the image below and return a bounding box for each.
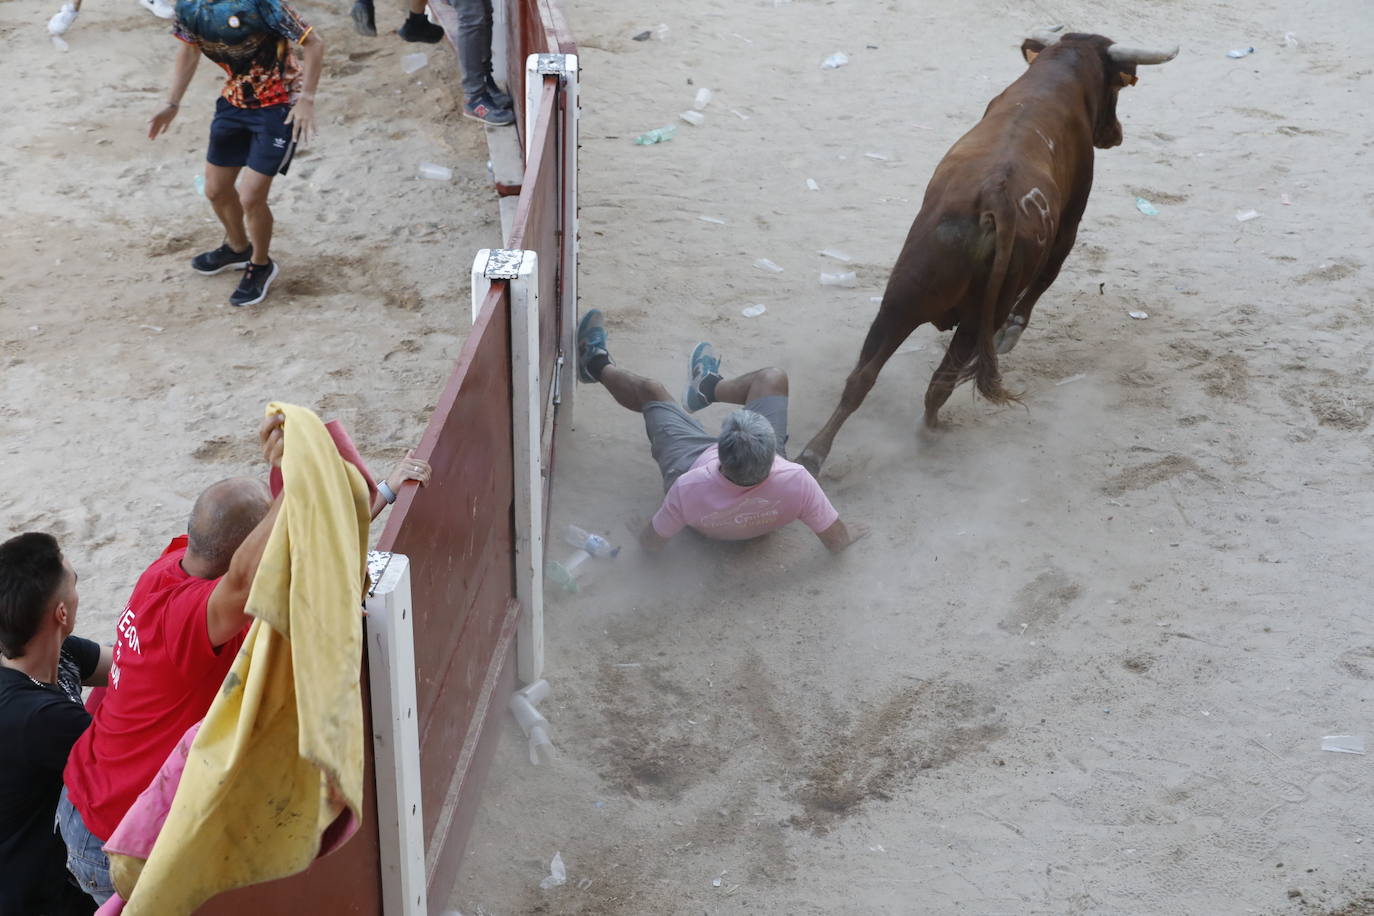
[148,0,324,307]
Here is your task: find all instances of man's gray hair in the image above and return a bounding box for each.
[717,409,777,486]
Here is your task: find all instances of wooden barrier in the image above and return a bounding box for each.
[194,0,577,910]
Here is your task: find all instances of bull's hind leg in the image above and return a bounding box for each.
[797,318,917,475]
[923,324,980,427]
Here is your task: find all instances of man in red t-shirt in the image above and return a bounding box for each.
[58,415,285,906]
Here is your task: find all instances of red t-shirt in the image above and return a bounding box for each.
[63,537,246,840]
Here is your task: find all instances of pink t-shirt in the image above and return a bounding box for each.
[651,446,839,541]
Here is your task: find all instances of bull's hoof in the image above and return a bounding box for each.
[994,315,1027,355]
[796,450,823,477]
[923,409,941,429]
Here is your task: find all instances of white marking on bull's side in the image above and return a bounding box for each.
[1035,128,1055,152]
[1019,187,1054,245]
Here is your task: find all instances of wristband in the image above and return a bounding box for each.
[377,480,397,504]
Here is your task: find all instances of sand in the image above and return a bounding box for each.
[5,0,1374,913]
[454,0,1374,914]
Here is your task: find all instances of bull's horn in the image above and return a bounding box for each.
[1107,43,1180,65]
[1029,25,1066,45]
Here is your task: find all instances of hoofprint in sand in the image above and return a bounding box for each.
[456,0,1374,913]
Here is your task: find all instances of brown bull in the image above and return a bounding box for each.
[797,29,1177,474]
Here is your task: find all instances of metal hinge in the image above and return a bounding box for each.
[553,352,565,405]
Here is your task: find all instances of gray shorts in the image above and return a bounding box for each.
[643,395,788,490]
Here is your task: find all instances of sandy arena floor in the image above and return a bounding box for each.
[4,0,1374,913]
[455,0,1374,914]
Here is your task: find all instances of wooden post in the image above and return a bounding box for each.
[364,551,426,916]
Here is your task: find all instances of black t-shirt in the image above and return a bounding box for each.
[0,636,100,915]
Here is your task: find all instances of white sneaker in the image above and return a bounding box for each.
[139,0,175,19]
[47,2,78,35]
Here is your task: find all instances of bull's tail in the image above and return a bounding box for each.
[971,190,1020,406]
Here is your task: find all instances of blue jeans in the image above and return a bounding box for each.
[454,0,495,98]
[56,787,115,906]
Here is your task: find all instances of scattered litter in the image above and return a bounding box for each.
[194,174,205,197]
[1283,32,1298,47]
[634,126,676,145]
[1321,735,1366,755]
[509,680,555,764]
[679,110,705,126]
[417,162,452,181]
[1055,373,1086,386]
[539,852,567,890]
[868,844,886,853]
[863,152,890,161]
[753,258,783,273]
[1281,193,1292,206]
[1235,208,1260,222]
[712,877,722,888]
[711,870,728,888]
[805,178,819,191]
[693,88,713,110]
[51,35,69,51]
[593,800,606,807]
[821,51,849,69]
[742,304,767,318]
[565,525,619,558]
[611,662,642,668]
[400,52,428,74]
[728,32,751,44]
[655,23,669,40]
[1128,310,1149,320]
[817,248,852,262]
[869,296,882,303]
[1134,197,1159,216]
[577,878,593,891]
[819,271,858,288]
[632,29,651,41]
[546,550,592,592]
[730,109,751,121]
[48,1,77,35]
[697,215,726,224]
[1226,46,1256,58]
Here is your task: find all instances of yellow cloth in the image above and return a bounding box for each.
[110,403,370,914]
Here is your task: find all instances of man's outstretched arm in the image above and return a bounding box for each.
[816,518,870,554]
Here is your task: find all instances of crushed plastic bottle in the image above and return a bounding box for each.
[806,178,820,191]
[401,52,428,74]
[546,550,591,592]
[634,126,676,145]
[1235,209,1260,222]
[539,852,567,889]
[655,22,669,40]
[821,51,849,69]
[818,248,853,262]
[819,271,858,288]
[741,304,767,318]
[194,174,205,197]
[679,110,705,126]
[510,680,555,765]
[418,162,452,181]
[693,87,713,110]
[1226,46,1255,58]
[564,525,620,558]
[1135,197,1159,216]
[1321,735,1366,755]
[754,258,784,273]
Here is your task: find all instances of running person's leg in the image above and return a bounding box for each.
[194,99,255,274]
[227,105,292,306]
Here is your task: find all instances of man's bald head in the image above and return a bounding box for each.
[186,477,272,576]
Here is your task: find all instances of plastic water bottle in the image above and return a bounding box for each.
[546,550,591,592]
[401,52,429,74]
[564,525,620,558]
[679,110,705,126]
[634,126,676,145]
[819,271,858,288]
[693,87,713,110]
[821,51,849,69]
[417,162,452,181]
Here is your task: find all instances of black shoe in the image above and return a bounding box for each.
[485,76,512,110]
[462,93,515,126]
[398,13,444,43]
[191,242,252,275]
[350,0,376,36]
[230,260,278,307]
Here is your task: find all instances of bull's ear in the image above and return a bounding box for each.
[1116,71,1138,88]
[1021,39,1045,64]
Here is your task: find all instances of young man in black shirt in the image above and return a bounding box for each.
[0,532,111,915]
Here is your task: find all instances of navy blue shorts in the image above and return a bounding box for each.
[207,97,295,176]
